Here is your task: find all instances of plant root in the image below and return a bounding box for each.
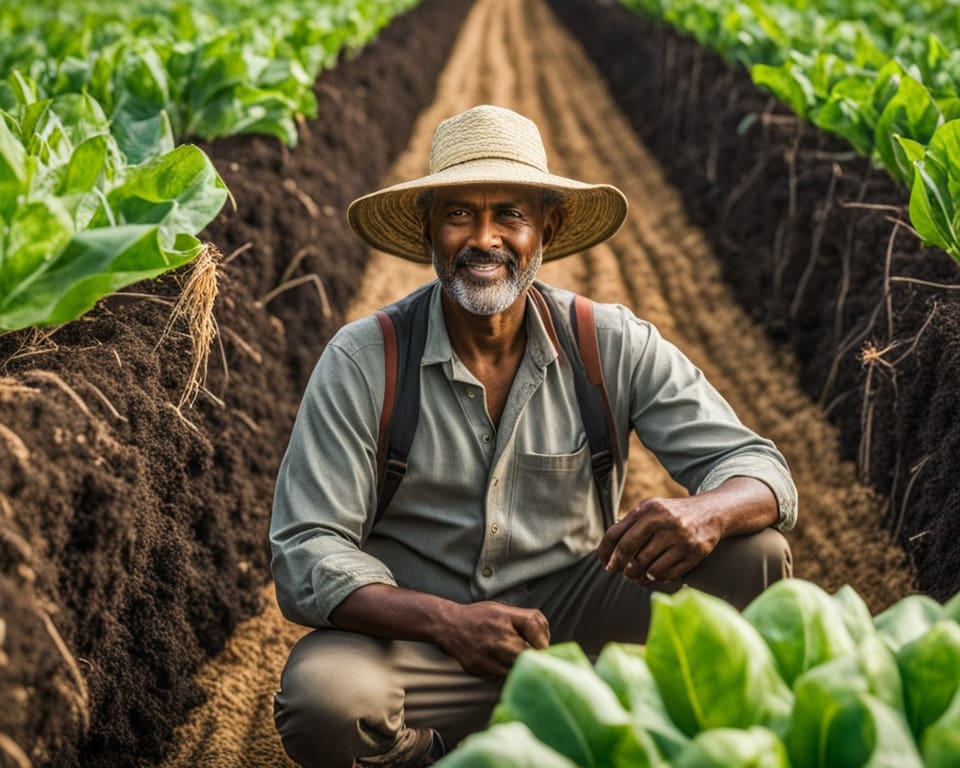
[255,274,332,320]
[157,243,222,410]
[0,732,32,768]
[0,422,30,465]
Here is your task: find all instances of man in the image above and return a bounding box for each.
[270,105,796,768]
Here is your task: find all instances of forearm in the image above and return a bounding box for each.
[329,583,459,644]
[330,583,551,679]
[701,476,779,539]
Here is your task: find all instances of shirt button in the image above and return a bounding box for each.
[467,389,476,399]
[482,567,493,577]
[490,523,500,534]
[482,434,491,443]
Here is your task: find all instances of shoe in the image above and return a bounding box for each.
[354,727,446,767]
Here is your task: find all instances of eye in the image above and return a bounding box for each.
[499,209,523,219]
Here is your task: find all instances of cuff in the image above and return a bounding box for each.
[698,454,798,532]
[312,551,398,625]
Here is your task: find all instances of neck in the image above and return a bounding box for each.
[440,288,528,364]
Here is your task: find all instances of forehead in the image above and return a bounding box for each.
[432,184,541,207]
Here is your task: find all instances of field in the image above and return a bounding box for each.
[0,0,958,765]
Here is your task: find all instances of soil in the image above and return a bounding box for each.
[547,0,960,601]
[0,0,946,765]
[0,1,471,765]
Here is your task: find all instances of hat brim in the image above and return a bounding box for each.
[347,158,628,263]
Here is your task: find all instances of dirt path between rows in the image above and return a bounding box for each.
[155,1,916,764]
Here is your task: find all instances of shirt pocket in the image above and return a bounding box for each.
[511,441,600,554]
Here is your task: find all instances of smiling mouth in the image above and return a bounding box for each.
[461,262,507,280]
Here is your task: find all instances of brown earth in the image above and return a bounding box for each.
[0,1,470,765]
[150,0,918,765]
[548,0,960,601]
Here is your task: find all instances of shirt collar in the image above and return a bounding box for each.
[420,282,560,370]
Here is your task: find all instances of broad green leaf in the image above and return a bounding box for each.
[674,726,790,768]
[111,108,175,166]
[875,73,942,185]
[752,60,816,118]
[0,226,199,331]
[0,198,73,289]
[944,591,960,623]
[646,588,793,737]
[58,135,108,197]
[922,690,960,768]
[897,619,960,740]
[810,75,877,156]
[896,135,928,165]
[433,722,578,768]
[874,594,944,651]
[595,642,690,758]
[926,120,960,214]
[93,144,228,248]
[786,636,914,768]
[0,115,27,218]
[490,644,661,768]
[832,585,877,644]
[743,579,856,686]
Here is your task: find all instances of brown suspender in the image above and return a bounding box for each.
[374,310,398,504]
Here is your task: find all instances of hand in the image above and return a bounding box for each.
[597,495,723,585]
[437,601,550,680]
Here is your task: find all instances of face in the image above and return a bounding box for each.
[426,185,559,316]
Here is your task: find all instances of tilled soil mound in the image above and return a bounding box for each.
[0,1,471,765]
[548,0,960,601]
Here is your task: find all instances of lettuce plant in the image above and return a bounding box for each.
[437,581,960,768]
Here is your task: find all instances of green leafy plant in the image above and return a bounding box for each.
[437,581,960,767]
[618,0,960,264]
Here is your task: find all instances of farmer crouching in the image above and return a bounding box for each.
[269,105,797,768]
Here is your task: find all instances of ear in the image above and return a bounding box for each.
[421,217,433,258]
[542,206,563,249]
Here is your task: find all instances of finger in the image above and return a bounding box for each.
[622,528,674,577]
[597,508,638,564]
[605,515,658,573]
[515,610,550,649]
[641,549,687,584]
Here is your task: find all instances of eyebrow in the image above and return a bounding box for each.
[439,198,533,209]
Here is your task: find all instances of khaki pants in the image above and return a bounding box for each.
[274,529,791,767]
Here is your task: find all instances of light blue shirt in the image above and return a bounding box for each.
[270,282,797,627]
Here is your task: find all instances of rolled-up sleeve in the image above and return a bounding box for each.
[270,323,397,627]
[617,314,797,531]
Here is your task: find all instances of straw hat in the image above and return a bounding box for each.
[347,105,628,263]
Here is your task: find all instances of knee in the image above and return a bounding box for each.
[274,631,400,768]
[685,528,793,611]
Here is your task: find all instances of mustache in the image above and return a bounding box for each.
[453,247,516,270]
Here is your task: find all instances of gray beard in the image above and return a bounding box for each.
[433,246,543,316]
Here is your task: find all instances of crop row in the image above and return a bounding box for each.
[440,580,960,767]
[0,0,419,332]
[619,0,960,265]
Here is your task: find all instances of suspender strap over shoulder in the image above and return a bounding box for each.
[374,282,621,528]
[534,283,619,528]
[373,282,433,524]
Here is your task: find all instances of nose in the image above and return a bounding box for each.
[466,212,501,252]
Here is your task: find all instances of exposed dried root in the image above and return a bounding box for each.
[0,423,30,465]
[20,371,91,418]
[282,178,321,219]
[157,243,222,409]
[0,377,38,401]
[256,274,332,320]
[38,609,90,732]
[164,402,204,438]
[0,732,32,768]
[81,382,127,423]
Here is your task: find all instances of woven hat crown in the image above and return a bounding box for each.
[347,105,628,263]
[429,106,549,174]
